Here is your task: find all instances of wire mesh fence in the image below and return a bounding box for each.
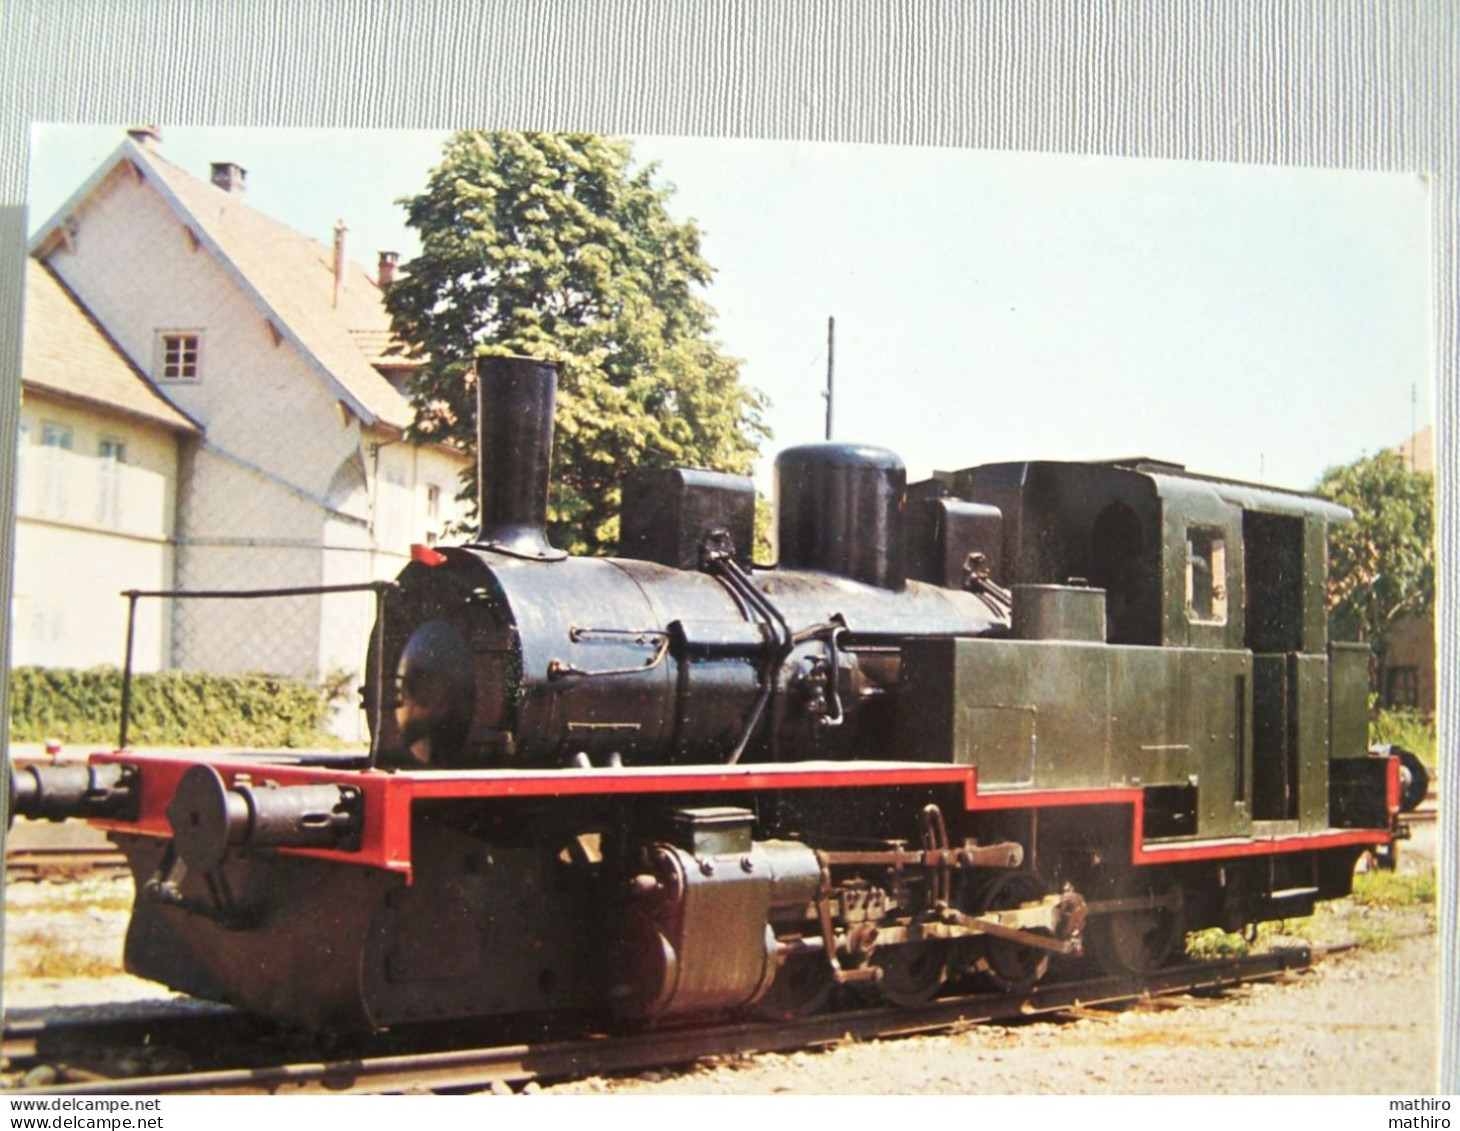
[119,577,396,750]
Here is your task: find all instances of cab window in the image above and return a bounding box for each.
[1186,526,1228,624]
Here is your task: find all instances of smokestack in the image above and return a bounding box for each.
[210,162,247,194]
[332,220,347,308]
[127,125,162,150]
[377,251,399,287]
[471,356,565,561]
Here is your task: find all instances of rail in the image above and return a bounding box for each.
[3,845,129,882]
[8,948,1322,1095]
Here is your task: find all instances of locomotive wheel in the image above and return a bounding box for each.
[1087,906,1182,976]
[1086,881,1185,977]
[971,871,1051,993]
[1390,745,1430,813]
[872,935,950,1007]
[754,954,836,1020]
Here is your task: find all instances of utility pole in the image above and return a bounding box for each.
[824,316,835,441]
[1410,383,1417,472]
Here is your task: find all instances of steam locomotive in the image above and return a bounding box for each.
[9,356,1417,1032]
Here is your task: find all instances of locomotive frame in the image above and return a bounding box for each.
[9,355,1414,1033]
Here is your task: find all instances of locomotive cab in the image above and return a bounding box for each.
[903,457,1365,843]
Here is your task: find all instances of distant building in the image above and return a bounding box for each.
[1393,425,1434,477]
[24,129,469,736]
[1380,425,1435,714]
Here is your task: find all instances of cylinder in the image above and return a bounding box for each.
[776,443,907,590]
[472,355,565,560]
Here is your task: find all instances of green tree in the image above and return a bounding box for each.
[1317,450,1435,653]
[386,131,768,554]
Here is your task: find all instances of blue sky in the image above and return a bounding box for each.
[29,124,1432,493]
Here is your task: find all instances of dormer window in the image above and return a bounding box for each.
[158,332,201,380]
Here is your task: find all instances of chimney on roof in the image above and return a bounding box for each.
[377,251,399,288]
[333,220,348,308]
[127,125,162,150]
[210,162,247,195]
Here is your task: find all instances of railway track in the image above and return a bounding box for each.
[3,846,129,882]
[1406,799,1439,824]
[5,947,1320,1096]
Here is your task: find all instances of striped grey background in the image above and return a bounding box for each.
[0,0,1454,1090]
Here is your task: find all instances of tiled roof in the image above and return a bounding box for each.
[348,328,421,369]
[23,260,200,433]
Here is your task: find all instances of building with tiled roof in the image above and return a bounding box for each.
[24,130,468,732]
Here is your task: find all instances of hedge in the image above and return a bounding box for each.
[1372,706,1438,773]
[8,666,349,748]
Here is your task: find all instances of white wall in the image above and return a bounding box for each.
[370,433,469,565]
[168,445,329,680]
[11,393,180,670]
